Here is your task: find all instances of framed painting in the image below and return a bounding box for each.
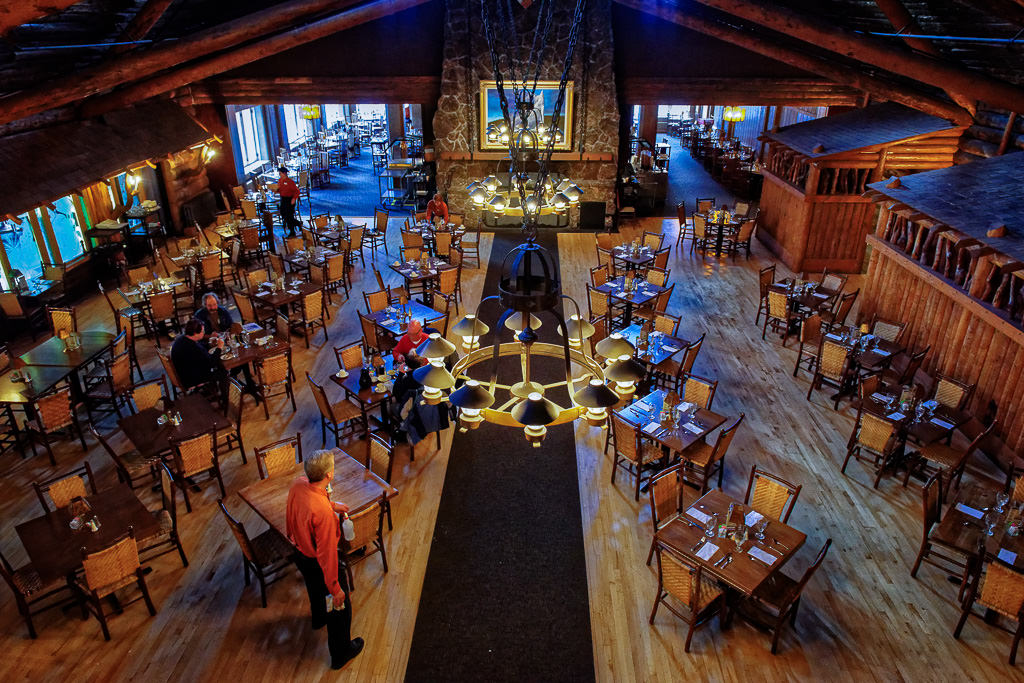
[479,80,574,151]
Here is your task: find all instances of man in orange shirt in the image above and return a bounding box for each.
[277,166,302,237]
[286,450,364,670]
[425,192,449,224]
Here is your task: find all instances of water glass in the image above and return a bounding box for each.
[734,525,748,552]
[753,517,769,542]
[996,491,1010,513]
[983,510,997,536]
[705,513,718,538]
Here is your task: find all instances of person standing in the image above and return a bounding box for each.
[286,450,364,670]
[425,192,449,224]
[277,166,302,237]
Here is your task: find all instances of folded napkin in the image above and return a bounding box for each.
[687,507,711,525]
[745,510,764,527]
[824,333,842,341]
[886,412,905,421]
[635,400,653,412]
[662,345,680,353]
[256,291,270,297]
[695,542,719,562]
[874,349,892,357]
[683,421,704,435]
[286,289,300,295]
[998,549,1018,565]
[380,318,396,326]
[643,423,662,436]
[931,417,955,430]
[748,546,778,566]
[242,323,262,333]
[955,503,984,519]
[261,282,273,288]
[870,392,889,402]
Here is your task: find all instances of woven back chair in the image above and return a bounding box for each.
[686,413,744,493]
[76,530,156,640]
[691,214,707,256]
[254,433,303,480]
[590,264,608,287]
[401,230,424,249]
[906,421,996,494]
[642,231,664,251]
[232,289,260,325]
[33,461,97,513]
[653,247,670,270]
[200,253,221,282]
[909,472,975,601]
[596,232,620,250]
[649,544,724,653]
[870,315,907,345]
[241,199,258,219]
[681,373,717,410]
[217,499,294,607]
[587,284,609,325]
[646,267,670,287]
[696,197,715,213]
[47,306,77,337]
[0,544,75,638]
[744,466,802,523]
[341,494,389,590]
[127,266,151,286]
[675,201,691,247]
[954,552,1024,664]
[610,413,659,501]
[363,288,390,314]
[305,372,363,446]
[793,313,822,378]
[358,311,389,356]
[807,339,851,410]
[841,406,899,488]
[653,313,680,336]
[284,236,305,254]
[28,386,86,465]
[156,351,186,398]
[245,268,269,291]
[822,289,858,332]
[147,291,179,343]
[401,246,421,262]
[819,268,848,296]
[645,463,686,566]
[268,252,285,278]
[761,289,797,346]
[255,351,296,419]
[755,264,777,325]
[335,342,364,372]
[651,284,673,314]
[933,374,973,411]
[291,291,326,348]
[301,226,317,248]
[596,246,616,276]
[170,430,224,512]
[137,462,189,567]
[129,376,167,413]
[84,350,132,422]
[680,332,705,376]
[435,231,453,259]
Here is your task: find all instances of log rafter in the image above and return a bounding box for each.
[0,1,83,36]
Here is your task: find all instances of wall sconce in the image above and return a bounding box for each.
[201,144,217,164]
[126,170,142,194]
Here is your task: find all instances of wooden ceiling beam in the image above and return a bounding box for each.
[0,0,362,126]
[0,1,83,37]
[613,0,972,125]
[110,0,175,55]
[80,0,432,118]
[686,0,1024,114]
[950,0,1024,28]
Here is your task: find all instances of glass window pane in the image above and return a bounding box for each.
[3,212,43,283]
[50,196,86,262]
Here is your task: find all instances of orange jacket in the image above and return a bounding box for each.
[286,477,342,595]
[278,175,300,201]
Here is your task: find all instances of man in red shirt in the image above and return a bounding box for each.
[277,166,302,237]
[425,192,449,224]
[392,319,429,361]
[286,450,364,669]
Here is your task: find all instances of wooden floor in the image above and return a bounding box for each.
[0,216,1017,681]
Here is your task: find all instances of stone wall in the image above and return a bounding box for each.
[433,0,619,228]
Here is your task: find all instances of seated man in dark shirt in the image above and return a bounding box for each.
[195,292,233,335]
[170,318,228,402]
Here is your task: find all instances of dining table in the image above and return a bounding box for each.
[597,278,667,327]
[371,299,439,337]
[238,448,399,539]
[389,257,456,305]
[248,279,323,310]
[213,218,261,242]
[616,388,727,457]
[655,488,807,596]
[936,483,1024,567]
[18,330,116,398]
[408,221,465,256]
[771,279,833,318]
[171,246,225,269]
[696,211,742,257]
[118,393,232,460]
[283,247,341,274]
[611,243,656,271]
[616,323,688,370]
[0,365,77,405]
[331,353,397,430]
[16,484,161,584]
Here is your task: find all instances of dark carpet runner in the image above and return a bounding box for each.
[405,230,595,682]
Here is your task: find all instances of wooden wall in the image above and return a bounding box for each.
[803,197,877,272]
[861,235,1024,451]
[756,172,808,270]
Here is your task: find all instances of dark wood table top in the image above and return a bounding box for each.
[283,248,341,271]
[120,279,186,306]
[616,389,727,455]
[821,328,904,372]
[389,257,456,284]
[249,280,322,308]
[118,393,232,459]
[370,300,439,337]
[596,279,665,307]
[0,365,75,405]
[219,337,290,371]
[937,483,1024,565]
[238,449,398,540]
[656,489,807,596]
[860,386,969,446]
[19,331,115,369]
[770,281,832,312]
[611,244,656,267]
[16,484,160,584]
[331,354,396,406]
[617,323,689,367]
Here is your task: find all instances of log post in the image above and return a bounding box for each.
[110,0,176,55]
[998,113,1019,156]
[0,1,81,36]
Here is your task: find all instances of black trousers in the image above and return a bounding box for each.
[280,198,301,237]
[294,551,354,665]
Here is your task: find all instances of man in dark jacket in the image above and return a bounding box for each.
[171,318,228,402]
[194,292,233,335]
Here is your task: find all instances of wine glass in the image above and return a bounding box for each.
[996,491,1010,513]
[704,513,718,539]
[753,517,769,542]
[983,510,998,536]
[734,525,748,552]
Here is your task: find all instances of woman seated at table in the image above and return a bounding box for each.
[392,320,428,361]
[195,292,234,335]
[171,318,228,402]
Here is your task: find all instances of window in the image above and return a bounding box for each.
[282,105,309,148]
[49,195,86,262]
[324,105,347,128]
[106,172,129,210]
[234,106,267,170]
[3,212,44,282]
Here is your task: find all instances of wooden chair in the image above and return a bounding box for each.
[728,216,756,260]
[645,463,687,566]
[653,312,680,336]
[218,378,247,464]
[98,281,145,339]
[695,197,715,214]
[870,315,908,345]
[596,232,620,250]
[690,214,708,258]
[806,339,852,410]
[645,267,670,287]
[402,227,424,249]
[743,466,802,523]
[313,253,349,306]
[340,494,389,591]
[138,462,189,567]
[284,235,305,255]
[903,421,996,493]
[365,208,390,257]
[793,313,822,377]
[33,461,97,514]
[435,265,462,314]
[931,374,974,412]
[290,290,327,348]
[254,433,303,480]
[347,226,366,268]
[460,223,481,268]
[586,284,610,328]
[653,247,670,271]
[254,350,296,420]
[675,201,692,249]
[306,372,364,446]
[126,265,151,287]
[909,471,976,601]
[841,406,900,488]
[680,373,717,410]
[0,291,43,339]
[0,545,76,638]
[660,333,705,393]
[46,306,77,338]
[334,341,364,374]
[363,288,391,315]
[217,500,295,608]
[609,413,662,501]
[818,268,848,298]
[365,431,398,530]
[755,264,776,326]
[820,289,859,333]
[358,310,393,356]
[590,264,609,287]
[682,413,745,493]
[73,530,157,640]
[642,231,664,251]
[146,290,181,347]
[169,430,225,513]
[25,386,87,465]
[90,425,158,490]
[83,350,133,421]
[761,289,798,345]
[596,246,617,277]
[649,544,725,653]
[734,539,833,654]
[954,549,1024,665]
